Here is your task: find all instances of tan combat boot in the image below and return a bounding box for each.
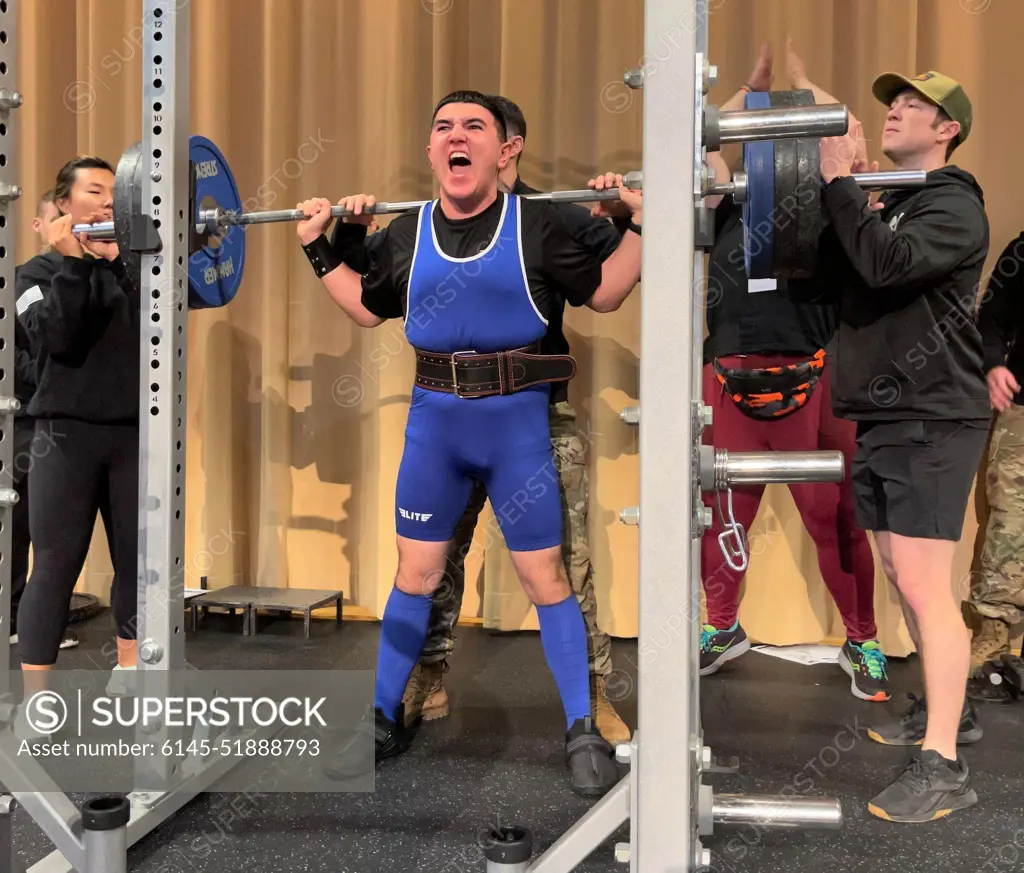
[970,618,1011,672]
[402,662,450,723]
[593,676,631,746]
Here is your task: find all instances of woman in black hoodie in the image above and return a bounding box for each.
[15,156,140,695]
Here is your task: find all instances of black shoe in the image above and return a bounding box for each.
[565,717,619,798]
[321,704,415,780]
[699,622,750,676]
[839,639,891,701]
[868,749,977,823]
[867,692,983,746]
[966,664,1015,704]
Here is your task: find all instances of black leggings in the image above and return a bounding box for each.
[18,419,139,665]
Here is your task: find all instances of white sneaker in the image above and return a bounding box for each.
[10,633,79,649]
[106,665,137,697]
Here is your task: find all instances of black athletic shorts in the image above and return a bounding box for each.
[850,419,990,541]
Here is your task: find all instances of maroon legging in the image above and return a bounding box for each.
[701,354,877,641]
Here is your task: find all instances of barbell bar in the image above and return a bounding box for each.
[75,161,917,243]
[707,169,928,204]
[72,171,646,241]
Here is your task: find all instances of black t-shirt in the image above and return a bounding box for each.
[704,196,838,364]
[331,190,608,402]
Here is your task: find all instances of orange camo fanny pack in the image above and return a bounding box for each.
[713,349,825,421]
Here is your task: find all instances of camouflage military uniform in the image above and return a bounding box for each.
[404,401,627,742]
[969,404,1024,669]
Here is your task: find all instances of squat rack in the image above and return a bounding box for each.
[0,1,849,871]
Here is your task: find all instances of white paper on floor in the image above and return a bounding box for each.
[751,644,841,666]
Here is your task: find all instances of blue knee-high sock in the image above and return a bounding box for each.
[536,594,591,730]
[374,587,434,722]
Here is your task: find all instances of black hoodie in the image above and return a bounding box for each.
[15,251,141,423]
[976,232,1024,405]
[791,166,992,422]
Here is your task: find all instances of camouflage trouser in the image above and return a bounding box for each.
[418,401,613,678]
[970,404,1024,628]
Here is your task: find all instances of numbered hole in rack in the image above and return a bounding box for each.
[150,406,159,416]
[154,102,162,113]
[153,196,162,206]
[151,384,159,394]
[0,246,6,259]
[0,32,7,44]
[1,2,8,13]
[0,124,6,136]
[152,337,159,346]
[0,216,6,227]
[155,32,163,41]
[154,148,162,158]
[0,63,7,75]
[152,313,160,323]
[152,266,160,275]
[153,125,162,136]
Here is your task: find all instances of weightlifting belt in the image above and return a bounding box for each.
[714,349,825,420]
[414,342,577,398]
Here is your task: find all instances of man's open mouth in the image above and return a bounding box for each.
[449,151,472,173]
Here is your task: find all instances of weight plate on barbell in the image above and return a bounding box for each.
[113,141,144,289]
[188,135,246,309]
[742,90,775,280]
[769,90,820,279]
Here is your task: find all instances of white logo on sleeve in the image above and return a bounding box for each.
[399,508,433,522]
[889,213,905,231]
[16,285,43,315]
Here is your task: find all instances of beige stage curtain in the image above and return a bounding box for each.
[13,0,1023,656]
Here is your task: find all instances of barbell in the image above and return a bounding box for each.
[67,96,925,309]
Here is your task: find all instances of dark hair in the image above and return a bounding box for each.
[493,95,527,141]
[431,90,507,141]
[932,106,958,161]
[36,189,56,216]
[53,156,115,204]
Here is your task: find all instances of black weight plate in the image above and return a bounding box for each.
[787,90,823,279]
[791,134,822,279]
[113,141,144,294]
[68,592,102,623]
[768,90,820,279]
